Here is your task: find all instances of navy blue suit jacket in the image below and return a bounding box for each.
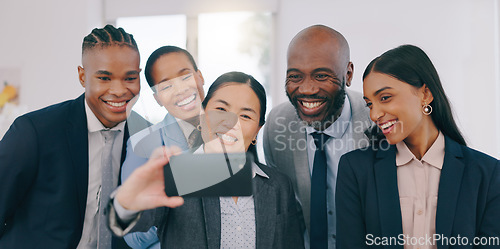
[0,94,131,248]
[336,136,500,249]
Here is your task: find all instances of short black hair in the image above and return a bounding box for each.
[363,44,466,146]
[82,24,138,54]
[144,46,198,88]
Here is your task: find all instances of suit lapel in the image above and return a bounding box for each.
[161,114,189,150]
[117,125,129,185]
[290,118,312,231]
[254,176,277,249]
[202,197,221,249]
[65,95,89,224]
[373,144,404,242]
[435,137,464,248]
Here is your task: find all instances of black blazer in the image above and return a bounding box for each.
[0,94,131,248]
[119,164,306,249]
[336,136,500,249]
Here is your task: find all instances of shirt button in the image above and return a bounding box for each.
[237,226,242,231]
[417,209,423,215]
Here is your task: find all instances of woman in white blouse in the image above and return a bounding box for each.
[336,45,500,249]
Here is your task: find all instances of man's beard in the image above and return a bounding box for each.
[286,84,347,130]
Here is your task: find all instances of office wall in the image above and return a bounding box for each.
[0,0,103,110]
[1,0,498,157]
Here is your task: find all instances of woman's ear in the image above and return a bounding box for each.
[254,126,263,141]
[421,84,434,104]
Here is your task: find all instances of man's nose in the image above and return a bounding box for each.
[298,78,319,95]
[108,80,128,96]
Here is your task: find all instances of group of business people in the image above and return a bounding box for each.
[0,22,498,249]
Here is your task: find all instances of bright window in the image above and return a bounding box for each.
[117,15,187,123]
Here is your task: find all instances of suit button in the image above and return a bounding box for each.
[417,209,423,215]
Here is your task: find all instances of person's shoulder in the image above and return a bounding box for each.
[341,140,393,164]
[346,89,364,99]
[15,96,82,124]
[449,141,500,187]
[346,89,370,116]
[256,163,291,184]
[342,145,377,159]
[265,101,301,135]
[267,101,296,120]
[458,143,499,169]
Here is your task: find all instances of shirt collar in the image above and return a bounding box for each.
[175,117,196,139]
[396,131,445,169]
[192,146,268,179]
[252,162,269,179]
[306,96,351,138]
[84,99,125,133]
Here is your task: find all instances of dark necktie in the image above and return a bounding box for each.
[98,129,119,249]
[310,132,330,249]
[187,128,203,149]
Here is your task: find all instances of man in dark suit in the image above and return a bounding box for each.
[0,24,141,248]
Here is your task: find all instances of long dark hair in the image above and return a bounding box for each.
[202,71,267,163]
[363,44,466,146]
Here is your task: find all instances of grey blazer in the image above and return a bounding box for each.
[110,164,305,249]
[262,90,372,232]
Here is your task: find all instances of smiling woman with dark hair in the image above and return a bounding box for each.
[336,45,500,249]
[109,71,305,249]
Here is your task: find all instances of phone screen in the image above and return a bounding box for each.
[164,152,253,197]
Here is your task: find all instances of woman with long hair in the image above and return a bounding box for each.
[336,45,499,249]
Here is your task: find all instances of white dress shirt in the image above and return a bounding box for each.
[305,96,353,249]
[77,100,125,249]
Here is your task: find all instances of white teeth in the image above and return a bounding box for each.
[302,101,323,109]
[176,94,196,107]
[380,120,397,129]
[106,101,126,107]
[217,133,237,143]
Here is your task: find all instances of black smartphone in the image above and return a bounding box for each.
[164,152,253,197]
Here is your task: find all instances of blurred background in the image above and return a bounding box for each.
[0,0,499,158]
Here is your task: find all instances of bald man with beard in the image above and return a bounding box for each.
[263,25,373,249]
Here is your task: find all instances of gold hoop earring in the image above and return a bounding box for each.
[197,124,202,131]
[422,102,432,115]
[251,139,257,145]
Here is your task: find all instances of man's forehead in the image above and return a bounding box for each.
[82,45,139,65]
[288,46,340,65]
